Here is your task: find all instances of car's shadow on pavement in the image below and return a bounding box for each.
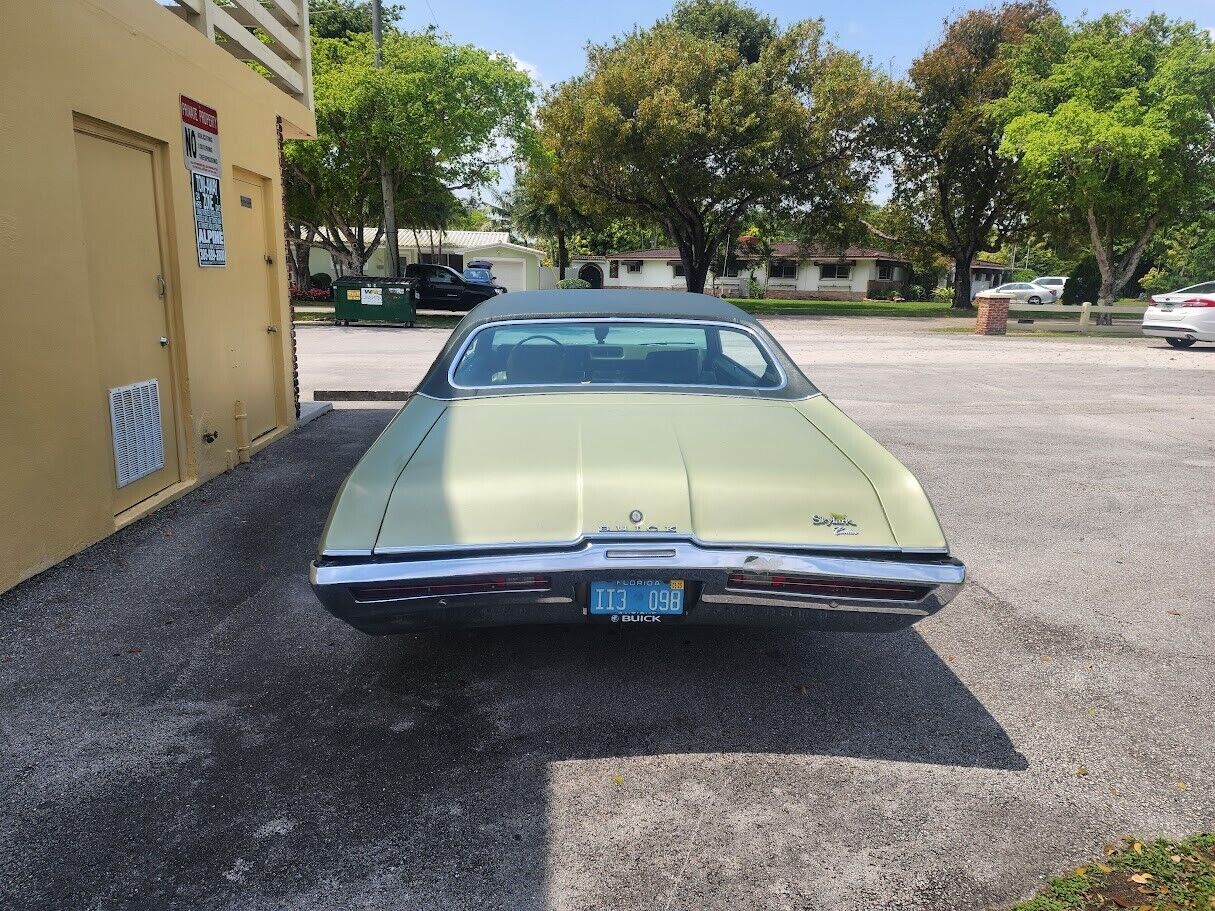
[1,409,1025,910]
[374,624,1026,771]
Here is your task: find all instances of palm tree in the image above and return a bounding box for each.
[496,168,584,279]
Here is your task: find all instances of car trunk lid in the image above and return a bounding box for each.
[373,395,899,553]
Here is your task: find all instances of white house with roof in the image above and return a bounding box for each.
[309,229,548,293]
[568,243,911,300]
[961,258,1015,298]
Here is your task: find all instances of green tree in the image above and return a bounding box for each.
[537,0,895,293]
[1140,200,1215,294]
[1000,14,1215,306]
[500,162,587,278]
[285,32,534,274]
[667,0,777,64]
[308,1,403,40]
[570,220,664,257]
[867,2,1054,309]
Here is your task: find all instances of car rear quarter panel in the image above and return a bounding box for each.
[319,396,447,555]
[795,397,948,550]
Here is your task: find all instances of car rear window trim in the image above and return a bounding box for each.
[444,317,789,393]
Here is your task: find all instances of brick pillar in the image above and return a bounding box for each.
[975,295,1010,336]
[276,116,301,419]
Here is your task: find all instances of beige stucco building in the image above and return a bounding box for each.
[0,0,316,592]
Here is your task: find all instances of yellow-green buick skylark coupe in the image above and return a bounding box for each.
[311,290,965,633]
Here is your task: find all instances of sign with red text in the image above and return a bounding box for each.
[180,95,221,178]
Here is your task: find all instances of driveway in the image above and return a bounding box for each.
[3,323,1213,910]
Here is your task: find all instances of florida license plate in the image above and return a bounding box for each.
[589,580,685,616]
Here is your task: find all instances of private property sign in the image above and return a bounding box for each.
[181,96,225,267]
[180,96,221,177]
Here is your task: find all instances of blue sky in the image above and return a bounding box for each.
[396,1,1214,87]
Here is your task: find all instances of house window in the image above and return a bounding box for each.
[723,261,742,278]
[769,260,797,279]
[625,261,643,274]
[672,263,686,277]
[420,253,463,270]
[878,262,895,281]
[609,260,619,278]
[820,262,852,280]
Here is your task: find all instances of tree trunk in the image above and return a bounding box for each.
[332,250,361,276]
[951,252,975,310]
[557,229,567,280]
[681,247,712,294]
[287,237,312,290]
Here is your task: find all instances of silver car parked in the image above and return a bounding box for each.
[975,282,1057,305]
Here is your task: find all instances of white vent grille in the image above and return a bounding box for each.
[109,379,165,488]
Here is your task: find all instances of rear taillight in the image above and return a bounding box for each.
[352,574,551,602]
[1182,297,1215,308]
[726,572,932,602]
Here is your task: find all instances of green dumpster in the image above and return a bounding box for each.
[332,276,418,326]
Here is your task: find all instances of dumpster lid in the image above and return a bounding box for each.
[333,275,418,285]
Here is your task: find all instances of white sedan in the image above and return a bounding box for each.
[975,282,1057,305]
[1142,282,1215,348]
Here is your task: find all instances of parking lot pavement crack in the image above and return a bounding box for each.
[660,767,737,911]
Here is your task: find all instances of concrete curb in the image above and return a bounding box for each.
[296,401,333,426]
[312,390,414,402]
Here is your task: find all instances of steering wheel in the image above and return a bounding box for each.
[512,334,564,348]
[505,334,566,381]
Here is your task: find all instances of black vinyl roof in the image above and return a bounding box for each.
[415,290,819,401]
[456,290,760,328]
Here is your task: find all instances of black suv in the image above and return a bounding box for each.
[404,263,503,311]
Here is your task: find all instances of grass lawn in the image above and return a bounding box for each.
[727,297,969,317]
[1010,835,1215,911]
[724,297,1088,320]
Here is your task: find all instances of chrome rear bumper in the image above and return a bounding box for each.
[310,539,966,635]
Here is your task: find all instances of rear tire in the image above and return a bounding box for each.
[1165,337,1196,349]
[1027,295,1041,305]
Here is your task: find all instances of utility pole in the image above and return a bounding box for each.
[371,0,401,277]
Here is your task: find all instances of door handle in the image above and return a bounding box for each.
[266,325,278,333]
[160,336,169,347]
[156,274,166,298]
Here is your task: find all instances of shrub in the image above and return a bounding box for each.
[310,273,333,290]
[290,286,333,302]
[1011,268,1036,283]
[1063,255,1100,305]
[555,277,592,289]
[931,285,953,303]
[907,284,928,301]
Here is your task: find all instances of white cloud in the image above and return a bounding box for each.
[507,53,542,86]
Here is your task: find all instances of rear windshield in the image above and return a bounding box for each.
[450,320,783,390]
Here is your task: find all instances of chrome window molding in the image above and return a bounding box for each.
[445,317,789,394]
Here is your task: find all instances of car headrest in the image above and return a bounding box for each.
[643,348,701,384]
[505,341,567,384]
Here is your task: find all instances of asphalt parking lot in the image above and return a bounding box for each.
[3,319,1213,910]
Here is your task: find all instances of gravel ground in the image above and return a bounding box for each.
[2,319,1213,911]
